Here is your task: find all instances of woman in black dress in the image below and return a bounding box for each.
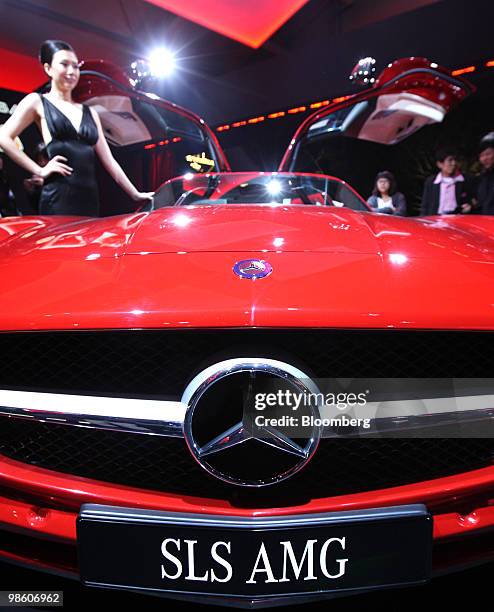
[0,40,153,216]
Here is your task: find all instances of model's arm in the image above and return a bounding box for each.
[91,108,154,203]
[0,93,72,178]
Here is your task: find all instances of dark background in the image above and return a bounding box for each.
[1,558,493,611]
[0,1,493,604]
[2,0,487,126]
[2,0,494,213]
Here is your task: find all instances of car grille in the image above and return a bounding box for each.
[0,418,493,504]
[1,330,493,505]
[1,329,494,397]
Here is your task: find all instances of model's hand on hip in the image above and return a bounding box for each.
[39,155,73,179]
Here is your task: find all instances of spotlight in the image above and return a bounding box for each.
[129,59,151,82]
[148,48,176,78]
[173,213,192,227]
[128,48,177,88]
[349,57,377,86]
[389,253,408,265]
[266,179,282,197]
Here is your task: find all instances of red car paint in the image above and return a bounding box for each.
[0,57,492,595]
[1,205,494,330]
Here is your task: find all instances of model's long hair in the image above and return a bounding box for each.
[372,170,397,196]
[39,40,75,66]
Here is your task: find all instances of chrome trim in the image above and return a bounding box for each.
[181,358,321,406]
[0,387,493,440]
[358,406,494,437]
[320,395,494,437]
[354,393,494,418]
[182,358,323,487]
[79,503,429,528]
[0,389,186,437]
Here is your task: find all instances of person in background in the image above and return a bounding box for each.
[421,149,474,215]
[367,171,407,215]
[476,134,494,214]
[0,154,17,216]
[23,143,49,212]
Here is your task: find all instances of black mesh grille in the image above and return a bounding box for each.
[1,329,494,397]
[0,418,492,505]
[1,330,494,505]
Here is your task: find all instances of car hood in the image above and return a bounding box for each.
[2,209,494,331]
[4,206,494,258]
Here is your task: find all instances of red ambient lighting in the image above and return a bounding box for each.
[0,47,45,92]
[332,95,351,104]
[486,60,494,68]
[248,116,265,124]
[310,100,330,109]
[451,65,476,76]
[287,106,307,114]
[144,139,178,149]
[143,0,310,48]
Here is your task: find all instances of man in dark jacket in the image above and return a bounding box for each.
[421,149,475,216]
[476,137,494,214]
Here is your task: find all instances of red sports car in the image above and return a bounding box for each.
[0,58,492,607]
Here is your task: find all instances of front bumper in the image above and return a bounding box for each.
[0,454,493,605]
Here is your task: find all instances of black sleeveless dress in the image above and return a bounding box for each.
[39,94,99,216]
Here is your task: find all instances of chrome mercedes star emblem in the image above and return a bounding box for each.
[233,259,273,279]
[181,358,322,487]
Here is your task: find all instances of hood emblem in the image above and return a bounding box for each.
[233,259,273,280]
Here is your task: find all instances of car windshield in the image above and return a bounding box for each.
[152,173,368,210]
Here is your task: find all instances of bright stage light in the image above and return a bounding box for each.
[148,48,176,77]
[266,179,282,196]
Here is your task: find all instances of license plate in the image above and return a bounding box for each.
[77,504,432,599]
